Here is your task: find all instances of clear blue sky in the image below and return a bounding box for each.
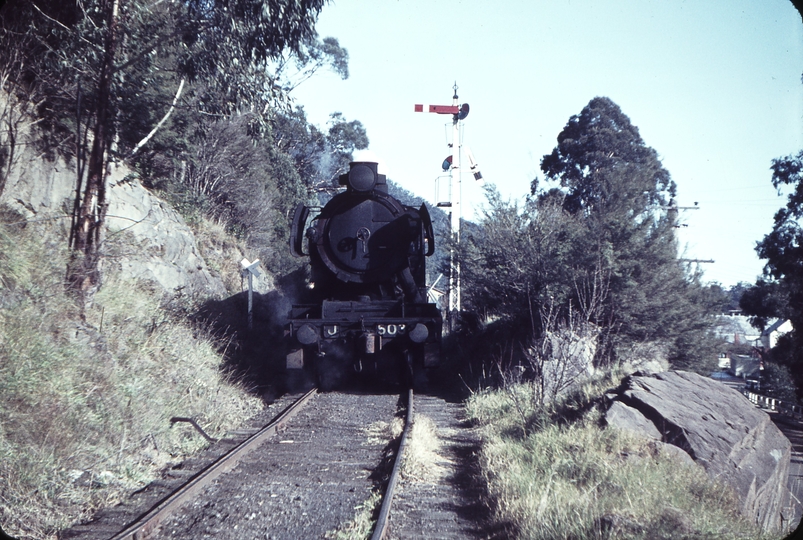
[292,0,803,288]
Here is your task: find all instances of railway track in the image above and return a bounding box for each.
[61,387,488,540]
[372,391,490,540]
[60,389,319,540]
[371,389,414,540]
[63,389,405,539]
[107,388,318,540]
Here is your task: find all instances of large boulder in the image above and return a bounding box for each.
[605,370,791,533]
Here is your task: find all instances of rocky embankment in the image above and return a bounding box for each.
[605,370,791,533]
[0,144,229,298]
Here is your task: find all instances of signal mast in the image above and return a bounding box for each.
[415,83,482,326]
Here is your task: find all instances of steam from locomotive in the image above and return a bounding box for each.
[286,161,442,386]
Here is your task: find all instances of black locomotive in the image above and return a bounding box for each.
[286,161,441,386]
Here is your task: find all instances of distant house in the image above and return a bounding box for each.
[713,314,761,345]
[759,319,793,350]
[729,353,762,379]
[713,316,790,381]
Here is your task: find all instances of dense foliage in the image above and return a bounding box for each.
[465,372,767,540]
[741,148,803,399]
[0,0,370,279]
[0,0,328,139]
[461,97,720,372]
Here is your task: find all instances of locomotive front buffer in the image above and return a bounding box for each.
[286,298,441,374]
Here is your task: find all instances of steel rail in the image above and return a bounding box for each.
[371,388,414,540]
[107,387,318,540]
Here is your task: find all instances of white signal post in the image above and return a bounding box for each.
[415,84,469,324]
[240,258,261,329]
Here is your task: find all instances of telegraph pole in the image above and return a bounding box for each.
[415,84,471,326]
[668,202,714,264]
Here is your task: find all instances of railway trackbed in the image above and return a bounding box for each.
[373,392,492,540]
[61,389,401,539]
[60,388,492,540]
[59,389,318,540]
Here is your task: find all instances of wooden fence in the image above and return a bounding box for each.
[743,390,803,420]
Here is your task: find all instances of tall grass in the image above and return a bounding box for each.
[188,216,256,295]
[465,373,774,540]
[0,220,263,540]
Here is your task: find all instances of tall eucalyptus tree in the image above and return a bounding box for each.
[0,0,327,298]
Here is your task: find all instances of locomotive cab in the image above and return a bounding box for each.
[286,161,441,387]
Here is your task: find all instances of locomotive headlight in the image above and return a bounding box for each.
[348,163,376,191]
[409,323,429,343]
[340,161,384,192]
[296,324,318,345]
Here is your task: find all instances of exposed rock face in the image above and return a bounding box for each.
[103,169,226,298]
[605,370,791,533]
[0,148,226,299]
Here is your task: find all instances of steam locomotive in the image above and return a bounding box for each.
[285,161,442,386]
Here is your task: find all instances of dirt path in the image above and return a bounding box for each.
[769,412,803,535]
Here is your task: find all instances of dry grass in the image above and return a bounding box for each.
[325,490,382,540]
[402,415,449,483]
[363,417,403,446]
[0,219,263,540]
[188,216,252,295]
[329,406,454,539]
[185,215,278,297]
[465,372,775,540]
[326,414,453,539]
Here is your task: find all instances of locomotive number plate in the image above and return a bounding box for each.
[376,324,406,336]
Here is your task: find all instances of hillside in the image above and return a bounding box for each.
[0,126,271,539]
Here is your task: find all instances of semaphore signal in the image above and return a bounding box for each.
[414,83,483,324]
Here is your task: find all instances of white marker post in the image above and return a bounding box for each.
[240,258,261,329]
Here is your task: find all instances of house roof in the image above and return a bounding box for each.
[714,315,757,335]
[762,318,791,336]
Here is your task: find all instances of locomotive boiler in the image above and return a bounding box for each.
[286,161,441,386]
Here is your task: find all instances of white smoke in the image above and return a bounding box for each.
[352,149,390,176]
